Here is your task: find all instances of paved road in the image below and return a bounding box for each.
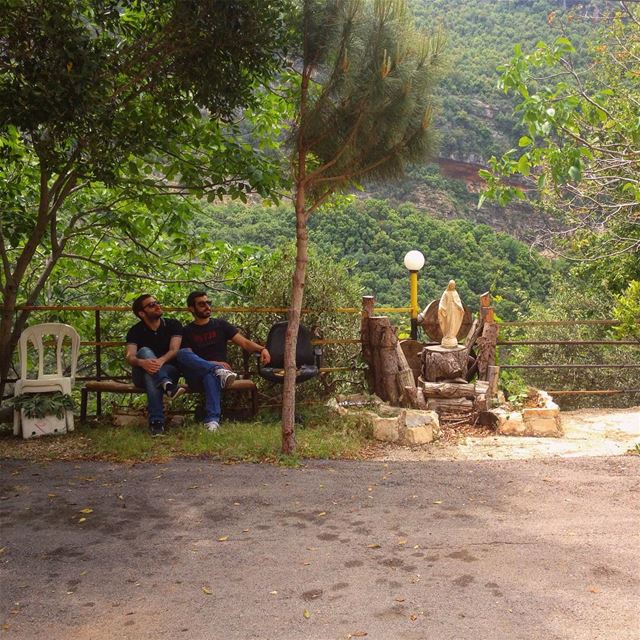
[1,456,639,640]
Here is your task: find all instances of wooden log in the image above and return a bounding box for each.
[399,339,424,384]
[360,296,376,393]
[419,380,475,398]
[369,316,400,404]
[422,345,468,382]
[475,380,489,396]
[464,318,482,350]
[474,394,488,413]
[427,397,474,412]
[403,386,428,410]
[487,365,500,399]
[479,292,491,308]
[477,323,498,380]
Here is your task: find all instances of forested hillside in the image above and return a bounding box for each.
[199,200,554,319]
[411,0,601,161]
[365,0,604,239]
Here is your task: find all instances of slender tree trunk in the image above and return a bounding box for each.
[282,182,309,454]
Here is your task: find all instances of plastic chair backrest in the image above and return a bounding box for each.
[18,323,81,383]
[265,321,315,369]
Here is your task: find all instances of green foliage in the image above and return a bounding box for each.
[11,392,74,419]
[409,0,601,160]
[201,199,554,320]
[499,273,640,408]
[482,7,640,267]
[0,0,296,397]
[613,281,640,342]
[294,0,445,201]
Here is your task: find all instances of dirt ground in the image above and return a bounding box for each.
[374,406,640,462]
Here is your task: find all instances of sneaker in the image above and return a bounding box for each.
[149,420,165,437]
[163,381,186,400]
[216,369,238,389]
[205,420,220,432]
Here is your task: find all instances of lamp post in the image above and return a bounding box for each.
[403,250,425,340]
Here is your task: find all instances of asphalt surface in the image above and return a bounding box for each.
[1,456,639,640]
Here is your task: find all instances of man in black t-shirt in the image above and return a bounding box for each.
[176,290,270,432]
[125,294,184,436]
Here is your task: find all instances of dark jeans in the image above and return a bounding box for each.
[131,347,179,425]
[175,349,225,423]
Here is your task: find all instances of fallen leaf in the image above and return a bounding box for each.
[589,587,600,594]
[202,586,213,595]
[302,561,311,566]
[397,539,407,546]
[303,610,311,619]
[433,500,442,505]
[317,512,326,517]
[0,547,6,555]
[187,485,199,490]
[270,591,278,595]
[217,536,229,542]
[79,508,93,514]
[78,517,86,523]
[367,543,381,549]
[117,495,124,500]
[410,614,417,621]
[48,493,57,498]
[351,632,368,638]
[242,529,250,533]
[395,597,405,602]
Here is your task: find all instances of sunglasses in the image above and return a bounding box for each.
[196,301,212,308]
[143,300,160,309]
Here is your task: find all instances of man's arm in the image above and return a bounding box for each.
[231,333,271,365]
[157,335,182,365]
[125,343,162,374]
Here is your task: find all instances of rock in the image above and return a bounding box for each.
[523,407,563,437]
[397,409,438,446]
[372,416,400,442]
[496,411,526,436]
[378,404,402,418]
[403,425,433,445]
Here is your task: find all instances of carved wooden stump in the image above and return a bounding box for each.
[422,345,468,382]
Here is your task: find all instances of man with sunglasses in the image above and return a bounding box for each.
[125,294,184,436]
[176,290,270,432]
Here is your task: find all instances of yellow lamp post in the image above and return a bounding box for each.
[403,250,425,340]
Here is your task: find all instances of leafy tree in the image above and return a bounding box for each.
[480,5,640,264]
[0,0,294,398]
[280,0,444,452]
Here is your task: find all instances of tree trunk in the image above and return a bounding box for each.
[368,316,400,404]
[360,296,376,393]
[281,182,309,454]
[422,345,468,382]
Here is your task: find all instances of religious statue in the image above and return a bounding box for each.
[438,280,464,348]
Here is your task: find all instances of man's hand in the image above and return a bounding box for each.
[140,358,162,374]
[260,349,271,366]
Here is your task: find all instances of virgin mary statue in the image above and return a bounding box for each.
[438,280,464,348]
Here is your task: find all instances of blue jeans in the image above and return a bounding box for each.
[132,347,179,425]
[176,349,225,423]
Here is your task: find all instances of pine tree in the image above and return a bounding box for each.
[282,0,444,452]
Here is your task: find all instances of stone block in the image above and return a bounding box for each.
[496,411,526,436]
[522,411,562,437]
[402,425,434,445]
[372,416,400,442]
[402,409,439,429]
[523,404,560,419]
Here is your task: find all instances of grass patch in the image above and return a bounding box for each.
[0,406,375,464]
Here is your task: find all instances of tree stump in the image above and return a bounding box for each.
[422,345,468,382]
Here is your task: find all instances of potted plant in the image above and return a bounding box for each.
[12,391,74,438]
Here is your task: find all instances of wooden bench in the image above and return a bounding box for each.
[79,379,258,423]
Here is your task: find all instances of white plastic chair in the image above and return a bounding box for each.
[13,323,81,436]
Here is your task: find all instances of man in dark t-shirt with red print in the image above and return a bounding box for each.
[176,291,270,432]
[182,318,238,365]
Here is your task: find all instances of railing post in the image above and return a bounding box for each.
[360,296,376,393]
[95,309,102,417]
